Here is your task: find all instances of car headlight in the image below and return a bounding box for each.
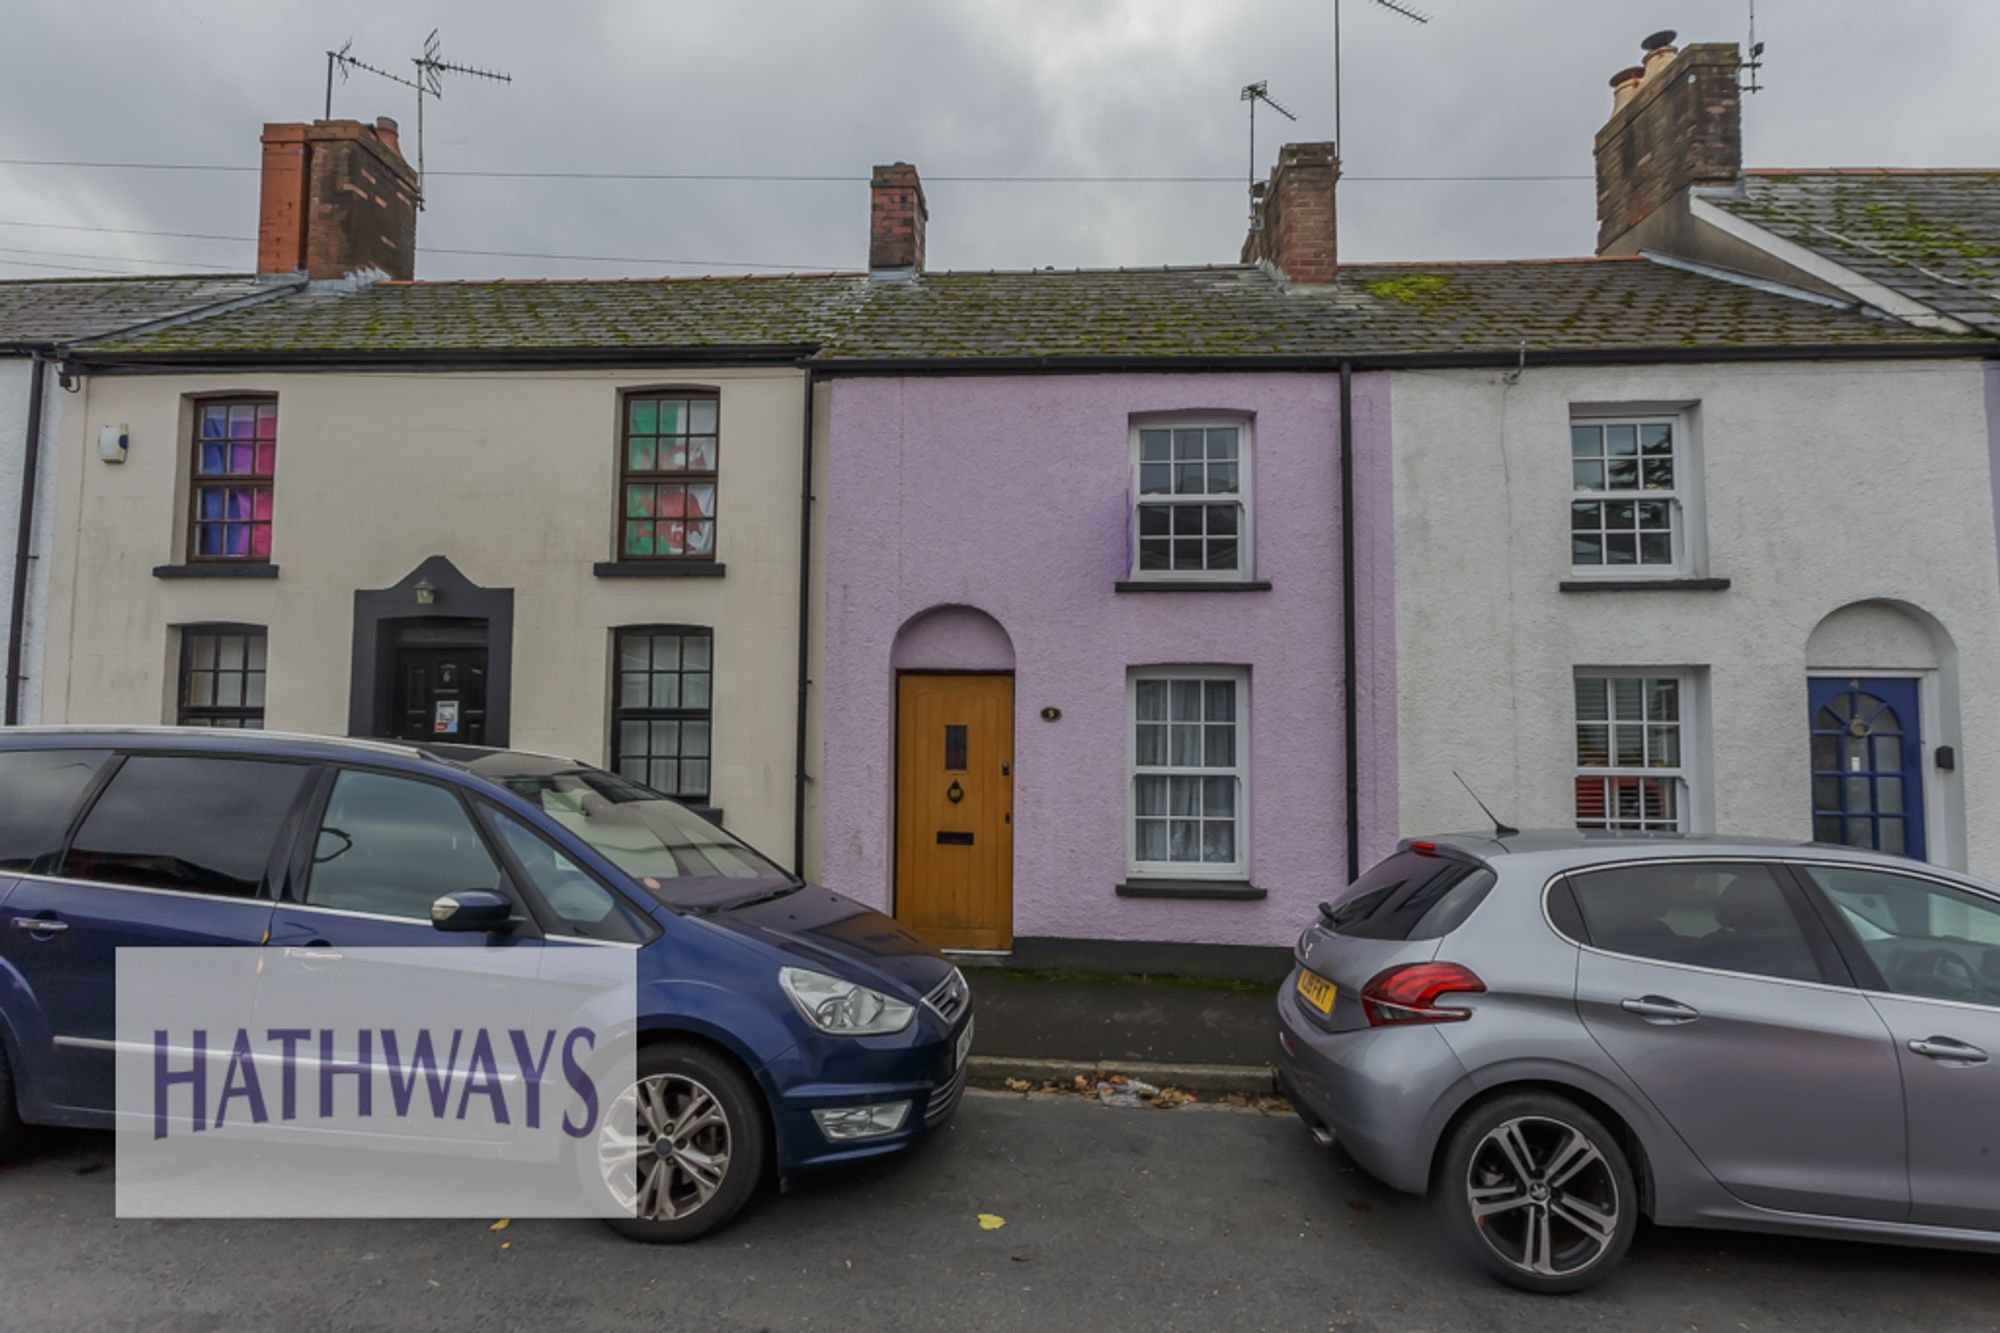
[778,967,915,1035]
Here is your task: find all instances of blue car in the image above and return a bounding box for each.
[0,728,972,1241]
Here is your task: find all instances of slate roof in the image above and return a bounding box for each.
[65,254,1962,363]
[1707,170,2000,334]
[0,274,277,348]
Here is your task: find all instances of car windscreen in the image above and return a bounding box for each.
[1321,849,1498,941]
[493,769,793,907]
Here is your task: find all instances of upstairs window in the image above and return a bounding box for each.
[1569,415,1684,575]
[1132,422,1250,580]
[620,393,718,561]
[178,625,267,729]
[192,399,276,561]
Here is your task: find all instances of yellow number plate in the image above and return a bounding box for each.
[1295,969,1338,1014]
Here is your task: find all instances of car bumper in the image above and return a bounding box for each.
[1273,968,1466,1196]
[763,1004,973,1176]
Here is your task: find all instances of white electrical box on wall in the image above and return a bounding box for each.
[98,424,129,463]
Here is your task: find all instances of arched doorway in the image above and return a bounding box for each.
[1806,599,1960,865]
[891,606,1015,951]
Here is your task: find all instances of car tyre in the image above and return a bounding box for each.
[590,1041,769,1244]
[1436,1091,1637,1294]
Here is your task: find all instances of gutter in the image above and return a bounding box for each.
[1339,361,1360,883]
[65,344,824,375]
[792,362,816,876]
[804,341,1996,376]
[5,351,46,724]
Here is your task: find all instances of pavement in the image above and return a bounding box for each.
[4,1092,1995,1333]
[961,968,1277,1068]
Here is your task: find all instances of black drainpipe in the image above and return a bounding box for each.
[1339,360,1360,883]
[791,362,817,876]
[6,351,48,726]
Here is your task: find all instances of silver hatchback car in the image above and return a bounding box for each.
[1275,832,2000,1293]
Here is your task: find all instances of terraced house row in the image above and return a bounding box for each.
[4,34,1997,971]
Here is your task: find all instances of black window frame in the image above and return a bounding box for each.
[609,625,715,805]
[177,623,268,729]
[54,750,318,901]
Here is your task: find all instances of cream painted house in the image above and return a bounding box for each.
[34,116,861,865]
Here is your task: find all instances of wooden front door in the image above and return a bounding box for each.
[895,674,1014,951]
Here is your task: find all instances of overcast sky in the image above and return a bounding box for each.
[2,0,1994,282]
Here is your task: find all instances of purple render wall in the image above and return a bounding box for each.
[820,371,1396,948]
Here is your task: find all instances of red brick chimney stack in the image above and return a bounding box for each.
[1593,34,1743,253]
[1240,142,1340,285]
[869,163,928,276]
[257,117,421,281]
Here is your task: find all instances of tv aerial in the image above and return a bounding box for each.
[324,30,512,201]
[1241,81,1298,227]
[1741,0,1767,94]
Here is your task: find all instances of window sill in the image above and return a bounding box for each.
[1116,878,1266,901]
[153,563,279,580]
[1558,577,1730,593]
[594,562,726,579]
[1114,580,1272,594]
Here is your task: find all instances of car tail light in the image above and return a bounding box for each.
[1361,962,1486,1027]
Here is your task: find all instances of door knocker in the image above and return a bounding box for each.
[946,780,965,804]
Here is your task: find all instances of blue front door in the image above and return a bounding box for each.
[1809,677,1926,859]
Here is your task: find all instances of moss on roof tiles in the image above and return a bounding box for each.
[69,253,1971,362]
[1714,172,2000,333]
[0,274,272,345]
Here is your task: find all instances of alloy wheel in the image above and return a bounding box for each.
[1464,1114,1621,1279]
[598,1073,734,1221]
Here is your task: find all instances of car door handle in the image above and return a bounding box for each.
[1909,1037,1989,1065]
[282,946,344,962]
[11,916,67,934]
[1620,996,1700,1023]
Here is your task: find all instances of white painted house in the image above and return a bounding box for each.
[0,277,276,724]
[1391,35,2000,875]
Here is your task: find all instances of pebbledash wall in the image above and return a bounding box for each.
[41,366,810,857]
[1391,357,2000,877]
[816,371,1395,953]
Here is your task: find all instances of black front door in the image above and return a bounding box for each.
[394,647,488,744]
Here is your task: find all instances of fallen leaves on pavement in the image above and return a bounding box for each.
[977,1213,1007,1230]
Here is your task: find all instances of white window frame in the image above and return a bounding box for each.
[1128,417,1253,582]
[1125,666,1250,881]
[1567,411,1701,579]
[1572,668,1709,834]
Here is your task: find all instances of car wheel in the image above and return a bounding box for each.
[1436,1091,1637,1294]
[591,1041,769,1243]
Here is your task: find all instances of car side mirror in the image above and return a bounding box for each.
[430,889,518,934]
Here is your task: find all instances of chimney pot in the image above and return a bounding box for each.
[374,116,401,158]
[1593,41,1742,253]
[1609,65,1646,111]
[1239,141,1340,284]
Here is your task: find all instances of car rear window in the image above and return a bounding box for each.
[1322,849,1498,941]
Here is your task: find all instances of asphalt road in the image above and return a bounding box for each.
[1,1091,1995,1333]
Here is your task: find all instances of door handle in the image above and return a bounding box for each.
[10,917,67,934]
[1909,1036,1989,1065]
[282,946,345,962]
[1620,996,1700,1023]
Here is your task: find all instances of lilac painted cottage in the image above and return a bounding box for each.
[809,149,1396,972]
